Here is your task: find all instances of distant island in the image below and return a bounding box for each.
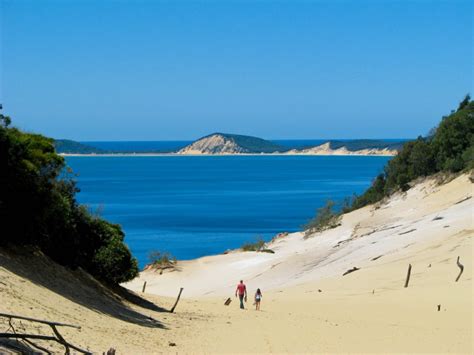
[55,133,404,156]
[177,133,402,156]
[54,139,106,154]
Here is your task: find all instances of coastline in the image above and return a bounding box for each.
[60,151,397,157]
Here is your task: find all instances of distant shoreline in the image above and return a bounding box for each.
[60,152,397,157]
[55,135,404,156]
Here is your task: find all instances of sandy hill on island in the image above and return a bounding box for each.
[54,134,402,155]
[1,172,472,353]
[177,133,401,155]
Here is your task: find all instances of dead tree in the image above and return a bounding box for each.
[0,313,90,354]
[404,264,412,288]
[455,256,464,282]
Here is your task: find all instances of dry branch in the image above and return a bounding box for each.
[0,313,80,329]
[455,256,464,282]
[342,267,360,276]
[404,264,412,288]
[0,313,90,354]
[170,287,184,313]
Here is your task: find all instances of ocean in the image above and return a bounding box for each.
[65,155,391,268]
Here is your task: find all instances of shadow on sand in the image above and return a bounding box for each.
[0,247,168,329]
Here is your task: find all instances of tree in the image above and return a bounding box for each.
[348,96,473,211]
[457,94,471,111]
[0,116,138,284]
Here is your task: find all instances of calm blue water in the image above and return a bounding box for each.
[65,155,390,267]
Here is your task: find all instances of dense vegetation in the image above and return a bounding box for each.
[348,95,473,211]
[54,139,105,154]
[206,133,285,153]
[0,115,138,284]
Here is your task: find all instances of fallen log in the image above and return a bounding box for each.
[0,313,80,329]
[0,313,89,354]
[455,256,464,282]
[0,333,91,354]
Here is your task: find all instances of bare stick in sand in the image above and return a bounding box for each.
[455,256,464,282]
[342,267,360,276]
[170,287,184,313]
[142,281,147,293]
[404,264,412,288]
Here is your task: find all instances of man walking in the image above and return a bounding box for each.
[235,280,247,309]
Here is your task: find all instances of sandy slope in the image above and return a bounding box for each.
[283,142,398,156]
[126,174,472,298]
[1,173,472,353]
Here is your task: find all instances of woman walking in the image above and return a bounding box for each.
[254,288,262,310]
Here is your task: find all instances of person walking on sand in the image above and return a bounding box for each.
[235,280,247,309]
[254,288,262,311]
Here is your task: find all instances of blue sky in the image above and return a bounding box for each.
[1,0,472,140]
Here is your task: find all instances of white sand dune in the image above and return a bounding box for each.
[125,173,473,299]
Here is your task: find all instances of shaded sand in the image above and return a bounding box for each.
[1,173,472,353]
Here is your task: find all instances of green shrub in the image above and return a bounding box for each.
[92,235,139,284]
[241,236,266,251]
[304,200,341,236]
[148,250,177,266]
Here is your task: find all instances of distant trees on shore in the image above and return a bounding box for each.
[0,114,138,284]
[348,94,473,211]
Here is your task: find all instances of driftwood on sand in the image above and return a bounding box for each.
[455,256,464,282]
[0,312,90,354]
[342,267,360,276]
[170,287,184,313]
[404,264,412,288]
